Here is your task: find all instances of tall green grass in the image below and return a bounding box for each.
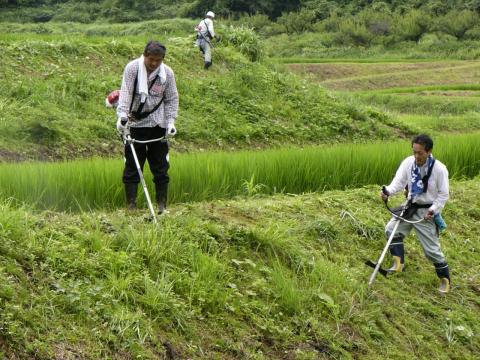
[0,34,389,160]
[395,114,480,133]
[355,93,480,115]
[1,134,479,211]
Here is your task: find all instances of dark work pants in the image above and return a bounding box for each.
[122,126,169,186]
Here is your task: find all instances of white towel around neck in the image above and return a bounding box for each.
[138,55,167,103]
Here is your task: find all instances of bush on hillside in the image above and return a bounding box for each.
[418,32,458,46]
[303,0,336,21]
[235,14,273,31]
[319,13,342,33]
[358,8,393,36]
[223,25,263,62]
[435,10,479,39]
[394,9,431,42]
[336,18,373,46]
[32,9,55,23]
[276,9,317,34]
[52,2,102,23]
[464,26,480,40]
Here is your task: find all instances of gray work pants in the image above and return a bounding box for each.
[385,208,446,264]
[198,38,212,63]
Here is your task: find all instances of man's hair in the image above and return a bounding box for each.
[144,40,167,57]
[412,134,433,151]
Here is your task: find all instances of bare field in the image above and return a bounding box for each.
[288,61,480,91]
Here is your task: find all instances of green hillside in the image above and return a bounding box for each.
[0,179,479,359]
[1,12,479,360]
[0,28,398,161]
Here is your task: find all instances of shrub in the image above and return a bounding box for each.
[394,9,431,42]
[32,9,54,23]
[277,9,317,34]
[303,0,335,21]
[52,2,102,23]
[223,25,263,62]
[435,10,479,39]
[358,9,393,36]
[464,26,480,40]
[239,14,273,32]
[337,18,373,46]
[418,32,457,46]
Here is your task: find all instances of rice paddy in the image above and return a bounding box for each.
[1,133,479,211]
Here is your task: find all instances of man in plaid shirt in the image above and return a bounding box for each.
[116,40,179,214]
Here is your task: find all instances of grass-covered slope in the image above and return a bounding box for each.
[0,29,399,161]
[287,60,480,137]
[0,179,479,359]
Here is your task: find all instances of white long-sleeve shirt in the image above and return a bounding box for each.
[196,18,215,39]
[385,155,449,214]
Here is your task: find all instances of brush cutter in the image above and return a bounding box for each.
[366,186,424,287]
[120,118,168,224]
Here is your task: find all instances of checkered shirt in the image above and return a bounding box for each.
[117,59,179,128]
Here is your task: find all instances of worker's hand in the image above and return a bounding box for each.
[381,186,389,202]
[167,125,177,137]
[424,209,434,220]
[117,117,128,133]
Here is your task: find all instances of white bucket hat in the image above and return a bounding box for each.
[206,11,215,18]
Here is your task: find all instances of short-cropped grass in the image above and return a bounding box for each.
[1,134,479,211]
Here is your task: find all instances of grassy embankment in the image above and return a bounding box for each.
[0,179,479,359]
[0,22,403,162]
[286,60,480,135]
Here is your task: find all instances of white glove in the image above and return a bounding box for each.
[116,117,127,133]
[167,124,177,137]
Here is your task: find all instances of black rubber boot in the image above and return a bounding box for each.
[125,183,138,210]
[204,61,212,69]
[155,183,168,215]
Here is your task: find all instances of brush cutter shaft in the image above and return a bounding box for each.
[126,134,157,224]
[368,218,400,286]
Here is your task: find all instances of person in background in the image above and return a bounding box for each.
[381,134,451,293]
[116,40,179,214]
[195,11,216,69]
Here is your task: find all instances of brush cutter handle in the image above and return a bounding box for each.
[381,185,390,203]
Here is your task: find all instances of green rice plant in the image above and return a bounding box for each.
[0,134,479,211]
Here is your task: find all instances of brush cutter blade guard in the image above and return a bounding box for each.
[365,260,388,277]
[106,90,120,108]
